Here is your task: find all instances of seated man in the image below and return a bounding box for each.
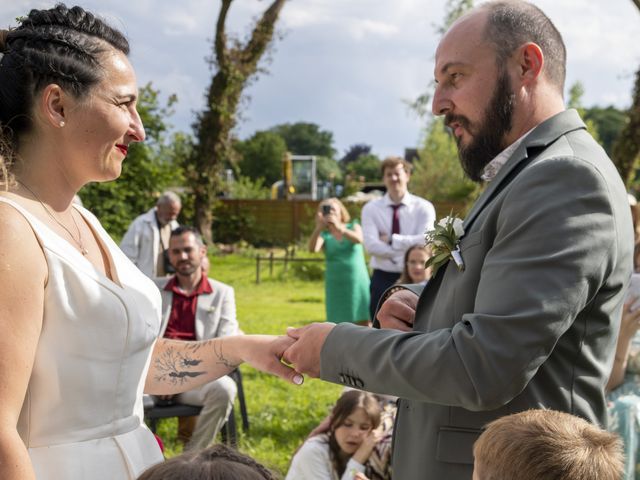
[473,409,623,480]
[154,226,238,451]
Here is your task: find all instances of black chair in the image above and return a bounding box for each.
[144,368,249,448]
[229,368,249,432]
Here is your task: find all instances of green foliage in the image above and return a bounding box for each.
[340,144,372,166]
[79,83,189,240]
[153,253,343,475]
[227,176,271,199]
[316,155,343,183]
[566,81,600,144]
[584,106,627,155]
[344,153,381,182]
[211,208,258,244]
[287,257,325,281]
[613,65,640,187]
[270,122,336,159]
[412,117,479,202]
[236,130,287,185]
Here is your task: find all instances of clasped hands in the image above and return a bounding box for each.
[254,289,418,384]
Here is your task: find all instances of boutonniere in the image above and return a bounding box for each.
[424,214,465,274]
[207,306,216,313]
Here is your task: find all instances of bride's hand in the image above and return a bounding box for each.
[233,335,304,385]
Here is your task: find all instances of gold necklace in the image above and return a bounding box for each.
[18,181,89,256]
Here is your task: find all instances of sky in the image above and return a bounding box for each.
[2,1,639,158]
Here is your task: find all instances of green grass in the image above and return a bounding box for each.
[153,251,343,477]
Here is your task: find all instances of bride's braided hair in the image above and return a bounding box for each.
[0,3,129,186]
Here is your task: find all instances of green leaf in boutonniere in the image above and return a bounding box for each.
[424,213,465,275]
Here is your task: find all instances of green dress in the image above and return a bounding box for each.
[321,221,370,323]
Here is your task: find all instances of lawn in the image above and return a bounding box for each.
[154,250,343,477]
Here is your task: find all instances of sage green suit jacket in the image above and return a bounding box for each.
[320,110,634,479]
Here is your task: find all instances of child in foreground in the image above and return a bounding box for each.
[286,390,383,480]
[137,444,274,480]
[472,409,623,480]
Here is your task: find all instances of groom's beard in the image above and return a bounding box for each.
[447,69,516,182]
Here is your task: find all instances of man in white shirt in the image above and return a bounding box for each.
[361,157,435,319]
[120,191,181,277]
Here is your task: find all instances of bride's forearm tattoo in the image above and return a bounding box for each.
[154,346,206,385]
[212,339,240,369]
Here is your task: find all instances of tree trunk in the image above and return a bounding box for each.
[190,0,287,244]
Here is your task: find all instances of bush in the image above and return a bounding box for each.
[288,259,325,281]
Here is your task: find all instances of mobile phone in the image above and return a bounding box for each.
[321,204,331,216]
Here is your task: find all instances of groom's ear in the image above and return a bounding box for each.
[514,42,544,86]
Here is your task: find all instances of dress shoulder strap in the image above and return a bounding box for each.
[0,195,48,252]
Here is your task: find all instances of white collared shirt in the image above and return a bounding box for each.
[481,129,534,182]
[361,192,436,273]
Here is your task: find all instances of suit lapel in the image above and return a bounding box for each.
[414,110,587,324]
[195,289,216,340]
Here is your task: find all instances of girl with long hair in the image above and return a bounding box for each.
[396,244,432,285]
[286,391,382,480]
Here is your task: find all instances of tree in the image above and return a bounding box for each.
[270,122,336,158]
[411,117,478,202]
[79,83,188,240]
[236,130,287,186]
[316,156,343,183]
[566,81,600,143]
[340,143,372,166]
[609,0,640,187]
[612,65,640,187]
[584,106,626,155]
[227,175,270,199]
[345,153,381,182]
[408,0,475,117]
[189,0,287,243]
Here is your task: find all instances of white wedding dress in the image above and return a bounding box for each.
[0,197,164,479]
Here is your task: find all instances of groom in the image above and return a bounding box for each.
[282,2,633,479]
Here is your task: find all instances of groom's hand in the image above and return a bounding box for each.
[284,323,335,378]
[377,289,418,332]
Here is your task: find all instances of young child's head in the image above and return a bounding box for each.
[472,409,623,480]
[327,390,381,473]
[137,444,275,480]
[398,245,432,284]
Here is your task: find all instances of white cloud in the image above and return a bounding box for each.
[347,19,399,41]
[2,0,638,157]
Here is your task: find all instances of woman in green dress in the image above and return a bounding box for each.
[309,198,370,325]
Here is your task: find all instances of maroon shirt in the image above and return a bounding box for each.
[163,274,213,341]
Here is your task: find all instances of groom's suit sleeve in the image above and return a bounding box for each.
[320,154,621,410]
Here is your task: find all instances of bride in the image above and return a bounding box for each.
[0,5,301,479]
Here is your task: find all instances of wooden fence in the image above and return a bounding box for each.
[214,198,467,246]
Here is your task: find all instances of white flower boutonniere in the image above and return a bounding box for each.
[207,306,216,313]
[424,214,465,275]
